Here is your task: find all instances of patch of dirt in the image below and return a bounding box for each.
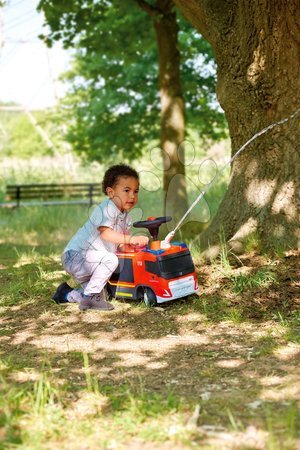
[1,249,300,449]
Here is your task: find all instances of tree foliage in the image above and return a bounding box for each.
[38,0,227,162]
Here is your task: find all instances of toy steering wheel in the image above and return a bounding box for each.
[133,216,172,241]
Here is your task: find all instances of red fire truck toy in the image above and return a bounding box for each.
[107,216,198,306]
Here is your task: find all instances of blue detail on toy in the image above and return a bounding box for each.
[142,248,165,255]
[171,242,188,248]
[141,242,187,255]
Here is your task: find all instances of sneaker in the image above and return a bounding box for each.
[79,291,114,311]
[52,282,73,304]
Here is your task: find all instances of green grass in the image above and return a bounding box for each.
[1,268,300,449]
[0,155,105,202]
[264,403,300,450]
[0,352,185,449]
[2,351,298,450]
[232,268,278,294]
[277,310,300,344]
[252,335,279,357]
[0,138,230,223]
[1,149,300,449]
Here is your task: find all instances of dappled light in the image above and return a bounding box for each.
[246,179,275,207]
[1,231,299,447]
[247,43,266,85]
[1,0,300,447]
[271,181,297,219]
[230,217,258,242]
[274,344,300,362]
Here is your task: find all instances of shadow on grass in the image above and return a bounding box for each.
[1,242,300,447]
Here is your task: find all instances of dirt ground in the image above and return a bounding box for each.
[1,249,300,449]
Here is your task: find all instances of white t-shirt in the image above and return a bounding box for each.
[64,198,131,254]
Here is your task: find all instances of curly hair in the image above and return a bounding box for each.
[102,164,139,195]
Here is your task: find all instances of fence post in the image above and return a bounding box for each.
[16,185,21,207]
[89,184,93,207]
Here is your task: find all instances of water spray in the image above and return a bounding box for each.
[161,107,300,248]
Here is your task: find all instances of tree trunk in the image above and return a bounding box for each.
[172,0,300,252]
[154,0,188,222]
[137,0,188,222]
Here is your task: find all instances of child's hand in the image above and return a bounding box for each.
[130,235,149,246]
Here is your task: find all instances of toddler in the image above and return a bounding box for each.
[52,164,149,310]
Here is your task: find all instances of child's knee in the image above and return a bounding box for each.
[110,253,119,270]
[102,253,119,271]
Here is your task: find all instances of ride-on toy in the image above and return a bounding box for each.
[107,216,198,306]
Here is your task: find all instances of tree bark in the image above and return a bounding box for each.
[173,0,300,251]
[138,0,188,222]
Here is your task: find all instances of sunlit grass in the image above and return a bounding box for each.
[231,268,277,294]
[276,310,300,344]
[0,155,104,202]
[1,262,300,449]
[2,347,298,449]
[0,352,186,449]
[0,205,86,248]
[1,147,300,449]
[0,139,230,228]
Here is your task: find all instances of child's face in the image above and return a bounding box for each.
[106,176,139,212]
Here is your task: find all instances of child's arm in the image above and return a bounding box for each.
[99,227,149,246]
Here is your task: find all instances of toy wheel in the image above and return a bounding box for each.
[142,287,157,307]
